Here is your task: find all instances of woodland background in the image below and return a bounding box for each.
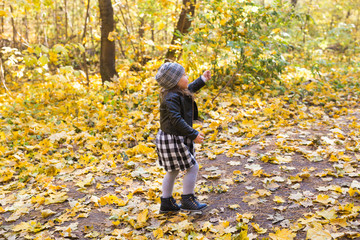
[0,0,360,239]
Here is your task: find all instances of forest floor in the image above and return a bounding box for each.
[196,108,360,239]
[2,108,360,240]
[1,66,360,239]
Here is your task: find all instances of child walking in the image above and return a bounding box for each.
[155,62,211,213]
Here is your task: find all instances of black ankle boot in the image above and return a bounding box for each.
[160,196,180,213]
[181,194,207,211]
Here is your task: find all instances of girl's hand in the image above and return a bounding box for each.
[202,70,211,82]
[194,132,204,143]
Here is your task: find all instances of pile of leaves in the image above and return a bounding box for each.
[0,56,360,239]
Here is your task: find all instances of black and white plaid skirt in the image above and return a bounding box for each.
[156,130,196,172]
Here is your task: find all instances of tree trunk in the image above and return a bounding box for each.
[138,16,145,57]
[10,5,17,48]
[82,0,90,86]
[151,19,155,53]
[64,0,68,39]
[72,0,75,38]
[165,0,196,61]
[24,9,29,42]
[98,0,117,83]
[55,0,58,43]
[291,0,297,7]
[1,0,4,35]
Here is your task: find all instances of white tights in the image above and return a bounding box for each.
[162,162,199,198]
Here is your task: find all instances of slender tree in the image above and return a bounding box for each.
[54,0,58,43]
[64,0,68,39]
[10,5,17,48]
[0,0,4,35]
[165,0,196,61]
[82,0,90,86]
[98,0,117,82]
[24,9,29,42]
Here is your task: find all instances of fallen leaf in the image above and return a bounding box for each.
[306,222,332,240]
[252,223,267,234]
[41,209,56,218]
[273,196,285,204]
[45,192,68,205]
[269,227,296,240]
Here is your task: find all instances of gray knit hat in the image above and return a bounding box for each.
[155,62,185,89]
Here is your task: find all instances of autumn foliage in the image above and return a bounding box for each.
[1,0,360,239]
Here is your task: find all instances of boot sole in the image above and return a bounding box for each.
[159,209,180,214]
[180,205,208,214]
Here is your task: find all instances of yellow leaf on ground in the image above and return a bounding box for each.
[75,174,94,188]
[253,169,264,177]
[252,223,267,234]
[137,208,149,225]
[228,204,241,210]
[13,221,30,232]
[201,221,213,232]
[41,209,56,218]
[348,187,360,197]
[45,192,68,205]
[330,218,348,228]
[236,213,253,223]
[269,228,296,240]
[317,208,337,220]
[7,207,30,222]
[273,196,285,204]
[276,156,292,164]
[315,194,334,205]
[256,189,272,197]
[153,228,163,238]
[126,143,154,156]
[306,223,332,240]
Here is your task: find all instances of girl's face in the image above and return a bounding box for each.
[177,74,189,89]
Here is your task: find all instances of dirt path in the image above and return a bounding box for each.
[195,109,360,238]
[1,109,360,239]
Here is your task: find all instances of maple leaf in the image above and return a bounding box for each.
[273,196,285,204]
[316,208,337,220]
[12,221,30,232]
[136,208,149,228]
[306,222,332,240]
[41,209,57,218]
[251,223,267,234]
[288,192,303,202]
[256,189,271,197]
[31,195,45,205]
[314,194,335,205]
[228,204,241,210]
[348,188,360,197]
[45,192,68,205]
[75,173,94,188]
[269,228,296,240]
[153,228,163,238]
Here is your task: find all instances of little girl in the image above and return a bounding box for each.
[155,62,211,213]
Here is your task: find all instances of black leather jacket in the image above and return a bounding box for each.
[160,77,206,140]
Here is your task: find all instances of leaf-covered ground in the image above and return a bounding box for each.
[1,61,360,239]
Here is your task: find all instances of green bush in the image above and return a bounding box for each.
[183,0,292,91]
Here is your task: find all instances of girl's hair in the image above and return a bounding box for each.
[160,86,193,102]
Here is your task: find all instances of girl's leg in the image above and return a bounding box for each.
[181,162,207,210]
[183,162,199,195]
[162,170,180,198]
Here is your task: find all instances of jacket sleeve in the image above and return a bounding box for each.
[188,77,206,93]
[165,94,199,140]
